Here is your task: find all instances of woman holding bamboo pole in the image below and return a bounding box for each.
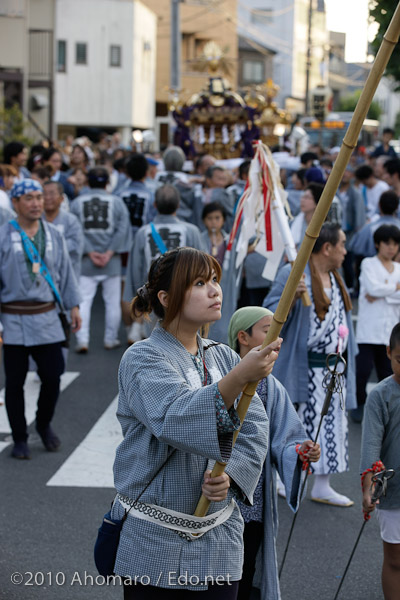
[111,247,281,599]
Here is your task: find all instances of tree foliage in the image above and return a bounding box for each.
[338,90,382,120]
[0,103,34,151]
[369,0,400,89]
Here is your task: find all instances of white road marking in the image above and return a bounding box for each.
[44,382,380,488]
[47,395,121,488]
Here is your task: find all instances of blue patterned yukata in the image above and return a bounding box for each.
[112,324,269,590]
[264,263,357,477]
[297,274,349,474]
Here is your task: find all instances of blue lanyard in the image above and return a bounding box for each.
[150,222,168,255]
[10,219,63,307]
[362,185,368,209]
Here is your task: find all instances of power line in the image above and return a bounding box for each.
[238,1,295,19]
[157,0,223,27]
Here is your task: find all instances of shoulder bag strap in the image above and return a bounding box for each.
[10,220,65,311]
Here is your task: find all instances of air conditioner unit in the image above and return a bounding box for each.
[30,93,48,110]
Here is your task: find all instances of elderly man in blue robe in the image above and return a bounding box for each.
[42,180,84,279]
[0,179,81,459]
[264,222,358,507]
[228,306,320,600]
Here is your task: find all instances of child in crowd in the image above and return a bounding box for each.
[361,322,400,600]
[354,225,400,421]
[201,201,228,266]
[228,306,320,600]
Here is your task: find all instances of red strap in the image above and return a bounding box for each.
[361,460,385,521]
[296,443,310,472]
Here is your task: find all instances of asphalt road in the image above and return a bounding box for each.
[0,293,384,600]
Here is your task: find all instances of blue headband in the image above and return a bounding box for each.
[11,179,43,199]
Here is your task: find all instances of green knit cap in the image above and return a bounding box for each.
[228,306,274,350]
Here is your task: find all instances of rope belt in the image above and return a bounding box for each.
[1,301,56,315]
[117,494,236,541]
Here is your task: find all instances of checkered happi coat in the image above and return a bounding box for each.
[112,323,269,589]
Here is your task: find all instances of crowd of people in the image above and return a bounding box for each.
[1,127,400,599]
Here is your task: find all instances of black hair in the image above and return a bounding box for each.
[239,160,251,180]
[126,153,148,181]
[27,144,46,171]
[155,184,180,215]
[3,141,25,164]
[389,322,400,350]
[113,157,127,173]
[88,167,109,189]
[312,222,342,254]
[320,158,333,168]
[194,154,210,171]
[43,147,62,162]
[355,165,373,181]
[373,224,400,247]
[202,201,226,221]
[383,159,400,177]
[379,190,399,216]
[300,152,318,166]
[306,182,324,205]
[31,165,52,181]
[205,165,225,179]
[43,180,64,195]
[294,168,307,185]
[383,128,395,136]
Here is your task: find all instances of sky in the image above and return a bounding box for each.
[325,0,377,63]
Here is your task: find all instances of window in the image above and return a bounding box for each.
[250,8,273,27]
[110,45,122,67]
[242,60,264,83]
[76,42,87,65]
[182,33,195,62]
[57,40,66,72]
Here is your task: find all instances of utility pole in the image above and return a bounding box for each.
[170,0,182,94]
[305,0,313,115]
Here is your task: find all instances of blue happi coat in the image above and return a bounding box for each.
[250,375,307,600]
[0,219,81,345]
[263,263,357,409]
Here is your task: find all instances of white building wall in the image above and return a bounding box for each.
[237,0,295,105]
[132,1,156,129]
[55,0,156,130]
[374,78,400,131]
[237,0,328,112]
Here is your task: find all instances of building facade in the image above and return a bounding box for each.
[237,0,329,116]
[0,0,55,140]
[55,0,157,144]
[141,0,238,149]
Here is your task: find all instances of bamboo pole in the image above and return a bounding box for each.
[194,2,400,518]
